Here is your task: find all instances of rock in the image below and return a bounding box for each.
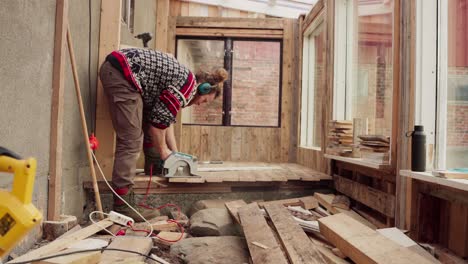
[188,199,234,216]
[189,208,240,236]
[171,236,249,264]
[42,215,78,241]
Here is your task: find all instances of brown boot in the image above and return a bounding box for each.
[113,186,160,222]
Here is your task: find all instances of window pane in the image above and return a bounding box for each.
[177,39,225,125]
[231,41,281,126]
[350,0,394,137]
[446,0,468,168]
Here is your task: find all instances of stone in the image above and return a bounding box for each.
[42,215,78,241]
[189,208,240,237]
[188,199,234,216]
[170,236,250,264]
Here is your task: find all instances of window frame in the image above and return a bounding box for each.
[175,36,283,128]
[300,9,326,150]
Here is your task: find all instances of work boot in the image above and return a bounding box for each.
[113,186,159,222]
[144,147,163,175]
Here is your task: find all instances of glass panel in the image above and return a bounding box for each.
[176,39,225,125]
[231,41,281,126]
[446,0,468,168]
[311,25,326,148]
[350,0,394,137]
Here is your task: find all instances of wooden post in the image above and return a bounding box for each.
[48,0,68,221]
[95,0,122,180]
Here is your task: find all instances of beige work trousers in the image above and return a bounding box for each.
[99,61,143,188]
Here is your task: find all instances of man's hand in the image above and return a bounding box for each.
[160,147,172,160]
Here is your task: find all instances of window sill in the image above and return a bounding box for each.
[299,146,322,151]
[400,170,468,192]
[324,154,392,170]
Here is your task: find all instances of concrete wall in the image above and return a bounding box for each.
[120,0,157,49]
[0,0,102,256]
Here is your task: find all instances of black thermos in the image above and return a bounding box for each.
[411,125,426,172]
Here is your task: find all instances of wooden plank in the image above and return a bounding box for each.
[280,19,294,162]
[302,0,325,32]
[156,0,169,52]
[169,0,181,17]
[314,192,340,214]
[264,204,326,263]
[101,237,152,263]
[176,28,283,38]
[238,203,289,264]
[300,196,319,210]
[225,200,247,224]
[48,0,68,221]
[318,214,435,264]
[13,219,113,262]
[176,17,285,29]
[95,0,121,180]
[333,174,395,217]
[35,249,101,264]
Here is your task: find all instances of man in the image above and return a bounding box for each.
[100,48,228,220]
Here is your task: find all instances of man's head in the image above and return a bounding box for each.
[189,68,228,106]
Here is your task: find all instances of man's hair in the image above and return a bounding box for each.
[195,68,228,99]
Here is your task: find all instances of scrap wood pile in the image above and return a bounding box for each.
[8,194,446,264]
[229,193,441,264]
[327,120,354,157]
[358,135,390,163]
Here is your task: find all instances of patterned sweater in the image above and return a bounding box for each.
[106,48,197,129]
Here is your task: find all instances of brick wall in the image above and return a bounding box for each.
[231,41,280,126]
[447,67,468,147]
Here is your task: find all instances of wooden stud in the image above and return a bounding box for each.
[48,0,68,221]
[156,0,170,52]
[176,17,285,29]
[95,0,122,180]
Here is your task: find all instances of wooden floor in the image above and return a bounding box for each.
[83,162,332,194]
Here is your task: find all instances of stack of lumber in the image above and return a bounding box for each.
[227,193,440,264]
[327,120,354,157]
[358,134,390,163]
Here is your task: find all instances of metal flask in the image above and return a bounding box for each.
[411,125,426,172]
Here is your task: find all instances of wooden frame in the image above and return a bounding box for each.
[173,17,297,163]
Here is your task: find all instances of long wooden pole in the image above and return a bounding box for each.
[66,27,103,216]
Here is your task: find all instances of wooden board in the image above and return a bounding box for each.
[155,0,169,51]
[95,0,122,180]
[225,200,247,224]
[48,0,68,221]
[100,237,152,263]
[238,203,289,264]
[333,175,395,217]
[13,219,113,262]
[176,17,285,29]
[264,204,326,263]
[318,214,434,264]
[176,28,283,38]
[36,249,101,264]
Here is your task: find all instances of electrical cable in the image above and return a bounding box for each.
[91,151,154,237]
[8,248,165,264]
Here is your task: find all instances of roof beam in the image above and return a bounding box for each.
[181,0,316,18]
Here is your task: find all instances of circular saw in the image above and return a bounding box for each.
[162,152,200,178]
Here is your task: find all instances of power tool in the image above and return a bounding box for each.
[162,152,200,178]
[0,147,42,258]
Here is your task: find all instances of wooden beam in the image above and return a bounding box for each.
[318,214,435,264]
[95,0,122,180]
[12,219,113,263]
[176,17,285,29]
[48,0,68,221]
[100,237,153,263]
[238,203,289,264]
[264,204,326,263]
[175,27,284,38]
[333,175,395,217]
[156,0,169,51]
[225,200,247,224]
